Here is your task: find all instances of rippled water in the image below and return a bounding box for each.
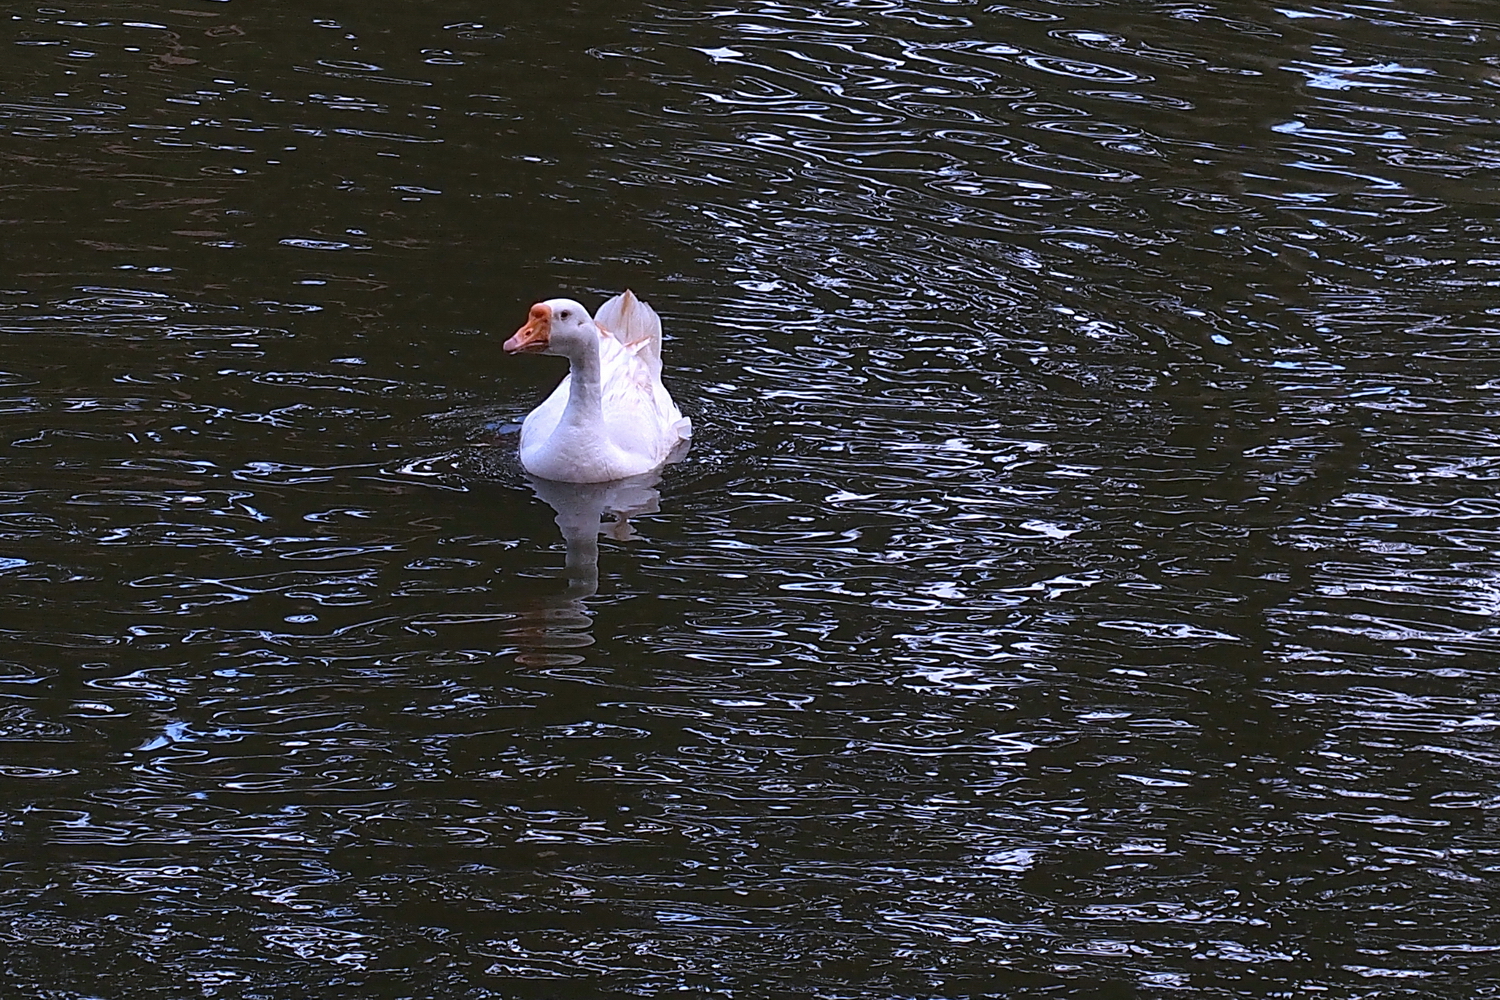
[5,1,1500,995]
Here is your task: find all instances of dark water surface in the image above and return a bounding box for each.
[4,1,1500,995]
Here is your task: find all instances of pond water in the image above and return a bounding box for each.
[4,1,1500,996]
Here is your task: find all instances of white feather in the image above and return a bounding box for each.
[513,292,691,483]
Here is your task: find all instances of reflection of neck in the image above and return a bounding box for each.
[559,510,600,601]
[560,334,602,429]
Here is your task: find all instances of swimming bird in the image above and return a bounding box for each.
[504,290,691,482]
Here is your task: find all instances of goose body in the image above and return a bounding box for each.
[504,291,691,483]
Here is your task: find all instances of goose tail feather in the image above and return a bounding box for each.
[596,289,663,377]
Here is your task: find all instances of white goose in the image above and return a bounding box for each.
[504,290,691,483]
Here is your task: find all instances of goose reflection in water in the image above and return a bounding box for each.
[507,469,666,667]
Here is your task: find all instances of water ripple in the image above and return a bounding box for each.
[3,0,1500,996]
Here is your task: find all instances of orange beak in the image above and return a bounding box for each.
[504,303,552,353]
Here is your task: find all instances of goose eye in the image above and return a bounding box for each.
[559,309,571,320]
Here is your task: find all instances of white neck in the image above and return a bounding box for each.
[558,332,602,428]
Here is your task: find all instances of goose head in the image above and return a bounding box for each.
[504,298,598,359]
